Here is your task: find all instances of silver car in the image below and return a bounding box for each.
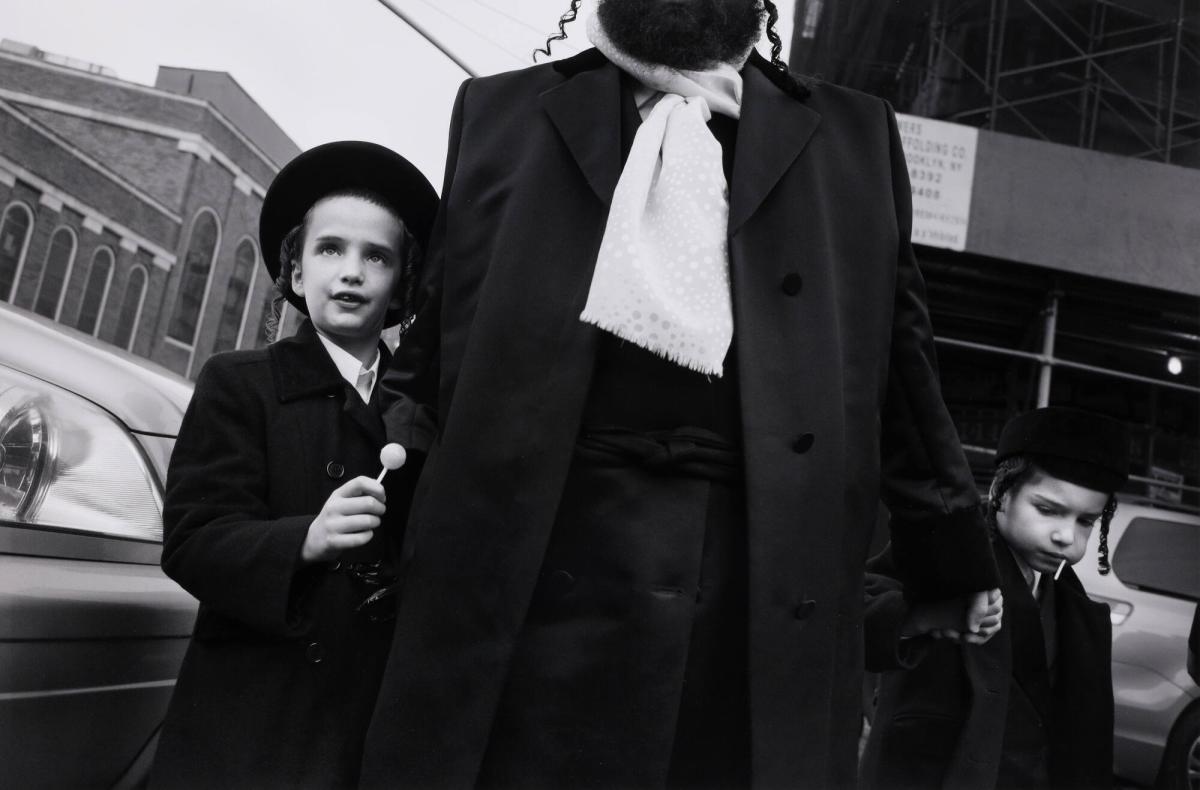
[1077,501,1200,789]
[0,302,197,788]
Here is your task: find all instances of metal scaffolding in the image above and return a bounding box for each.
[919,0,1199,164]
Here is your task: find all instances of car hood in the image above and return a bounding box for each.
[0,303,193,436]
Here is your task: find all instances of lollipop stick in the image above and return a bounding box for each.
[376,468,389,484]
[1054,558,1066,581]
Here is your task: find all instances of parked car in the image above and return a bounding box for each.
[0,302,197,789]
[1077,500,1200,789]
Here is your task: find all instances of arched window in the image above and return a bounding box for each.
[33,226,77,320]
[113,265,148,351]
[0,202,33,302]
[76,247,115,336]
[211,239,258,353]
[167,210,220,345]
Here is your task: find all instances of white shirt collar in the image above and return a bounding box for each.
[314,330,380,403]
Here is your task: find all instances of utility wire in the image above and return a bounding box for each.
[376,0,552,75]
[375,0,478,76]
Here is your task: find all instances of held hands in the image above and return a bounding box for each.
[902,588,1004,646]
[301,476,387,564]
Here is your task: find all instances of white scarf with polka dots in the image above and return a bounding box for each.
[580,15,750,377]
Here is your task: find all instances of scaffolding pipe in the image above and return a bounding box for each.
[1037,294,1059,407]
[1164,0,1186,162]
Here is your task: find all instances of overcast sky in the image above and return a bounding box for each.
[6,0,794,187]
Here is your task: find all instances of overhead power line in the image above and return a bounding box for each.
[375,0,479,77]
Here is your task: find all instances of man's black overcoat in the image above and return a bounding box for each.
[151,321,402,789]
[364,50,999,789]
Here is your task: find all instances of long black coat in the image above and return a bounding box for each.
[861,542,1114,790]
[364,50,999,789]
[151,321,404,789]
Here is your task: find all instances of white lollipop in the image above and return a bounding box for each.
[375,443,407,483]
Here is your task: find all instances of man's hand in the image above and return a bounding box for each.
[901,588,1004,645]
[301,476,387,564]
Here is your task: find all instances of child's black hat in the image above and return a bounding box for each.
[996,406,1131,494]
[258,140,438,320]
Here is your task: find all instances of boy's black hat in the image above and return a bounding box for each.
[996,406,1131,493]
[259,140,438,319]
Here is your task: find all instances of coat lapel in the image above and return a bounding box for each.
[540,51,822,234]
[271,320,387,446]
[540,60,624,207]
[1048,568,1114,787]
[270,321,345,402]
[996,544,1054,723]
[729,60,821,235]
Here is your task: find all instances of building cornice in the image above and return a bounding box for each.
[0,50,289,174]
[0,90,270,198]
[0,153,177,269]
[0,97,183,221]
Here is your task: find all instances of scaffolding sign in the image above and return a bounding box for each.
[897,113,978,252]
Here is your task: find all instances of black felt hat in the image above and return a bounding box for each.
[996,407,1131,493]
[258,140,438,320]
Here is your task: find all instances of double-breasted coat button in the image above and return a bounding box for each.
[794,599,817,620]
[781,273,803,296]
[306,642,325,664]
[792,433,815,454]
[325,461,345,479]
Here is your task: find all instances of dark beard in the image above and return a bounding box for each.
[597,0,764,71]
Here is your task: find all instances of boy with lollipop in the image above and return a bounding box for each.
[150,141,437,789]
[860,406,1130,790]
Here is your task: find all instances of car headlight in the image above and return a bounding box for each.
[0,366,162,541]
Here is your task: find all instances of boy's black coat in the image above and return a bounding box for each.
[149,321,402,789]
[861,541,1114,790]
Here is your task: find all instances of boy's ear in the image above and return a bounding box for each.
[994,492,1011,527]
[290,259,304,297]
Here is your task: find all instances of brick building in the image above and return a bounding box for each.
[0,40,302,378]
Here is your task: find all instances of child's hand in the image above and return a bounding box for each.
[301,476,387,564]
[901,588,1003,645]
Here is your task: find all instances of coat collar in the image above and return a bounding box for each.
[269,320,391,445]
[539,48,821,234]
[729,56,821,234]
[270,320,346,402]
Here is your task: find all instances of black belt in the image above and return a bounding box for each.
[576,426,741,482]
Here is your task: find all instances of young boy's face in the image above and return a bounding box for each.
[996,471,1109,575]
[291,195,405,353]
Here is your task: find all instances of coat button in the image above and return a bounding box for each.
[781,273,803,296]
[791,433,815,454]
[544,569,576,600]
[794,599,817,620]
[306,642,325,664]
[325,461,345,479]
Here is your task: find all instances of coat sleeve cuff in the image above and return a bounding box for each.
[888,507,999,600]
[864,585,929,672]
